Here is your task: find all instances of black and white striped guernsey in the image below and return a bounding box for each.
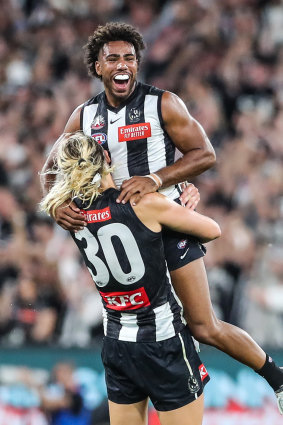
[80,82,180,199]
[72,188,186,342]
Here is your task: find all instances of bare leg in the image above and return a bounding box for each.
[170,258,266,370]
[158,394,204,425]
[108,398,148,425]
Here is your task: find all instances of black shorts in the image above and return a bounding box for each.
[102,326,210,412]
[162,224,206,273]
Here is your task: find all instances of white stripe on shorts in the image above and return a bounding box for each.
[178,333,198,399]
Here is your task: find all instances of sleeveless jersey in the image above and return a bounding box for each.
[80,82,181,199]
[72,188,186,342]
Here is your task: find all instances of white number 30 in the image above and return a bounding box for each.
[74,223,145,288]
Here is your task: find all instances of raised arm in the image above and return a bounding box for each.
[40,105,87,232]
[117,91,215,204]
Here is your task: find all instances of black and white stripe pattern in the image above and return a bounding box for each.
[103,284,185,343]
[73,188,186,343]
[81,83,180,199]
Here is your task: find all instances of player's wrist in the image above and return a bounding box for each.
[151,173,163,188]
[145,173,163,189]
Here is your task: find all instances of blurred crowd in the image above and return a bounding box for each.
[1,0,283,349]
[0,361,109,425]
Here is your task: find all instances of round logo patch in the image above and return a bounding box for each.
[188,375,200,393]
[92,133,107,145]
[91,115,105,130]
[177,239,187,249]
[127,276,136,283]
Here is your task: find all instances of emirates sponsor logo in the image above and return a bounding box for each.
[199,364,209,381]
[99,287,150,311]
[118,122,151,142]
[80,207,111,223]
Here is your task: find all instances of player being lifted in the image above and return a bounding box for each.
[40,131,222,425]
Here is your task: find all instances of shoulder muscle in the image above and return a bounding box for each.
[161,91,214,155]
[64,104,83,133]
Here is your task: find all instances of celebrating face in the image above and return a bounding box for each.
[95,40,138,107]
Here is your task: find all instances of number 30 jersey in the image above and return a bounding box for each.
[72,188,186,343]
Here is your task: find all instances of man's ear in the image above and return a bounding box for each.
[95,61,101,76]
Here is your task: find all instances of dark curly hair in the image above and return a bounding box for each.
[83,22,146,79]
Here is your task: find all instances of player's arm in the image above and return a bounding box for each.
[158,91,215,185]
[117,91,215,204]
[133,192,221,243]
[40,105,87,231]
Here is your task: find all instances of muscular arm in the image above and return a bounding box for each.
[157,91,215,186]
[117,91,216,203]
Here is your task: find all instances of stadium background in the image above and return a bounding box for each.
[0,0,283,424]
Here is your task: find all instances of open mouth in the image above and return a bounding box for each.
[113,74,130,91]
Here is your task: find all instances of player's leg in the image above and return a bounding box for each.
[157,394,204,425]
[170,258,266,369]
[163,225,283,411]
[170,258,283,404]
[102,337,150,422]
[108,398,148,425]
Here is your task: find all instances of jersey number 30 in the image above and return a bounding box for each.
[74,223,145,288]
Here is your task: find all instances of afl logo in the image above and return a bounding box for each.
[93,133,107,145]
[127,276,136,283]
[177,239,187,249]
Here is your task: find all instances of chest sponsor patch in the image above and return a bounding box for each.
[80,207,111,223]
[99,287,150,311]
[199,364,209,381]
[118,122,151,142]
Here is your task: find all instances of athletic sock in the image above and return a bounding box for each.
[255,353,283,392]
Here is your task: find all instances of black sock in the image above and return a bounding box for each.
[255,353,283,392]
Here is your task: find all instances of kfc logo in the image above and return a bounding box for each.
[99,287,150,311]
[118,122,151,142]
[80,207,111,223]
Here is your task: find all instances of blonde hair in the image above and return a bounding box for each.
[40,131,113,217]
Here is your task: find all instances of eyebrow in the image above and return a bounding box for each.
[106,53,135,59]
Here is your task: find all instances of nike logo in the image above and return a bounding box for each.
[110,117,121,124]
[180,247,190,260]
